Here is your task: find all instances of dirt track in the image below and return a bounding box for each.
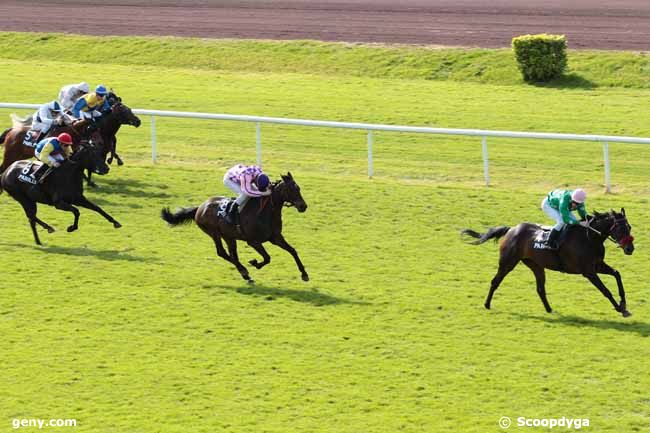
[1,0,649,50]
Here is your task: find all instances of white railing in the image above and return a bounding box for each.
[3,102,650,192]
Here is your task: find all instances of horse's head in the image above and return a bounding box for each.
[110,101,141,128]
[71,140,110,175]
[593,209,634,255]
[274,172,307,212]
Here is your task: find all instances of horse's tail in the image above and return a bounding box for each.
[461,226,510,245]
[161,206,198,226]
[0,127,10,145]
[10,113,31,128]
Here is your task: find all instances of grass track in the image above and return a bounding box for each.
[1,35,649,433]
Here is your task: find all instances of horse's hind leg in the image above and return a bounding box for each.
[247,241,271,269]
[224,237,253,283]
[485,257,518,310]
[522,259,552,313]
[17,199,45,245]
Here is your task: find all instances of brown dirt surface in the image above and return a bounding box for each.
[1,0,649,50]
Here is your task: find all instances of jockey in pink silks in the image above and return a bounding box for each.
[222,164,271,225]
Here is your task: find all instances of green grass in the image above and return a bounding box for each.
[1,32,650,88]
[1,34,650,433]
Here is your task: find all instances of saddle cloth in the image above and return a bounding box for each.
[17,161,43,185]
[22,130,41,147]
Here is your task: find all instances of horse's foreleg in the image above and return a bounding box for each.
[224,238,253,283]
[270,234,308,281]
[54,201,80,232]
[73,195,121,228]
[247,241,271,269]
[84,169,97,188]
[583,273,623,315]
[522,259,552,313]
[485,258,518,310]
[596,263,631,317]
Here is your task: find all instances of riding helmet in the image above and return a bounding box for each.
[256,174,270,191]
[57,133,73,146]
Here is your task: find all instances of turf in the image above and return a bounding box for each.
[1,34,649,433]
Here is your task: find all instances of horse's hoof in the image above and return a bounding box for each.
[67,225,77,233]
[249,259,258,267]
[88,182,98,189]
[302,273,309,282]
[107,157,113,165]
[47,227,55,234]
[247,279,255,285]
[484,303,491,310]
[117,159,124,166]
[622,310,632,318]
[113,221,122,229]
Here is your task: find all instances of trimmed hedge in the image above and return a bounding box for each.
[512,34,567,82]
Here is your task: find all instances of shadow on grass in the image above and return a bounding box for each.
[510,312,650,337]
[86,176,172,199]
[529,73,597,90]
[1,242,156,263]
[217,283,369,306]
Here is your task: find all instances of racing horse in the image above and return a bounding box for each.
[85,92,141,186]
[461,209,634,317]
[0,116,102,175]
[0,141,121,245]
[161,172,309,283]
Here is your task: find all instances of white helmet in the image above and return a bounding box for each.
[78,82,90,93]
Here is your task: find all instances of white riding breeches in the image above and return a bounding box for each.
[541,198,565,231]
[35,151,64,167]
[223,177,250,208]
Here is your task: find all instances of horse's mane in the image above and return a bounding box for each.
[10,113,32,128]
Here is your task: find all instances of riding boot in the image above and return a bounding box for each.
[224,202,239,225]
[37,166,55,184]
[32,164,48,181]
[547,229,561,250]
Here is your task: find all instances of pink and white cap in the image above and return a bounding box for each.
[571,188,587,203]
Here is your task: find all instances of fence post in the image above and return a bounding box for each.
[151,115,157,164]
[603,141,611,193]
[256,122,262,166]
[367,130,374,178]
[482,136,490,186]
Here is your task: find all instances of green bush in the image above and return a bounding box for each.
[512,34,567,82]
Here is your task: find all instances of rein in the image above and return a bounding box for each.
[586,215,634,247]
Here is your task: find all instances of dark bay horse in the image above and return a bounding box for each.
[161,172,309,283]
[0,117,102,175]
[0,142,121,245]
[85,94,141,186]
[461,209,634,317]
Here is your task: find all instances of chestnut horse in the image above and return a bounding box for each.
[161,172,309,283]
[0,117,101,174]
[461,209,634,317]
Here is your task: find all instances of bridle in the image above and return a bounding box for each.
[586,214,634,248]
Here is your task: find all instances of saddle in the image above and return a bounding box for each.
[532,226,571,250]
[22,129,42,147]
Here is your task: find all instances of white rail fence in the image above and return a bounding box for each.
[3,102,650,192]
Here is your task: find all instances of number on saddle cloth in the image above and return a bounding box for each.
[533,228,553,250]
[22,130,41,147]
[17,162,41,185]
[216,198,234,219]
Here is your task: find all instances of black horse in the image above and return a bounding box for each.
[0,142,122,245]
[161,172,308,283]
[85,92,141,187]
[461,209,634,317]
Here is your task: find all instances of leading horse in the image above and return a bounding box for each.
[461,209,634,317]
[161,172,309,283]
